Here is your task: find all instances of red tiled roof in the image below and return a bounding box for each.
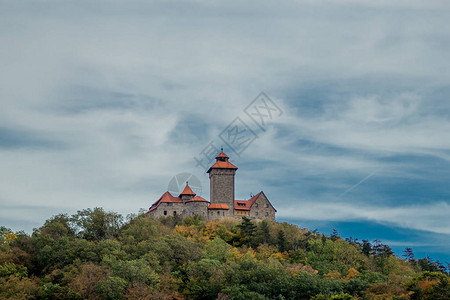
[207,160,238,172]
[208,203,229,210]
[234,200,250,211]
[247,192,262,207]
[233,192,263,211]
[216,152,229,159]
[180,184,195,196]
[147,191,182,212]
[186,195,209,203]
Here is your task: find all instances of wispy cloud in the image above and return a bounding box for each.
[0,0,449,259]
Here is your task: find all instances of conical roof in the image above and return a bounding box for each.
[179,183,196,196]
[216,152,229,159]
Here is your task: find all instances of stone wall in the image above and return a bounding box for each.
[147,202,186,218]
[247,193,276,221]
[207,209,230,221]
[184,201,208,218]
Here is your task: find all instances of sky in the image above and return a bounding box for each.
[1,0,449,263]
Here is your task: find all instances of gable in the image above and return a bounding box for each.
[250,192,277,212]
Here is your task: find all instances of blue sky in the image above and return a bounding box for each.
[1,0,449,263]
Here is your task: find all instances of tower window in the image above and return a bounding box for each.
[265,204,268,208]
[255,203,258,207]
[164,211,167,215]
[265,212,268,216]
[255,212,258,216]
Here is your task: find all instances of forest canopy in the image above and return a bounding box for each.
[1,208,449,299]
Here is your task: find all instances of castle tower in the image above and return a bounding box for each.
[207,151,238,216]
[179,182,195,202]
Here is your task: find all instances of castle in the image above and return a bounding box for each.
[146,151,276,221]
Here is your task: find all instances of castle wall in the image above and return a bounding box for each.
[184,202,208,218]
[147,202,186,218]
[207,209,229,221]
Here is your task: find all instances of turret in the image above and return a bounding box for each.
[179,182,195,202]
[207,150,237,216]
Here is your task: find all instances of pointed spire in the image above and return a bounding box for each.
[179,183,196,196]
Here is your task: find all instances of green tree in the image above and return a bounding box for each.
[96,276,127,299]
[237,217,256,247]
[72,208,123,241]
[259,220,271,244]
[277,230,287,252]
[39,214,76,239]
[101,255,159,287]
[205,238,232,263]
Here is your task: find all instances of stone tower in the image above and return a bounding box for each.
[207,151,238,216]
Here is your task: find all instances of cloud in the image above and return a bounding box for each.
[278,201,450,235]
[0,0,449,249]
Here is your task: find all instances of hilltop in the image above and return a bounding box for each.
[1,208,449,299]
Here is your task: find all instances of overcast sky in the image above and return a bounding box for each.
[1,0,449,262]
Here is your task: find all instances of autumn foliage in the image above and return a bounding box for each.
[0,209,449,299]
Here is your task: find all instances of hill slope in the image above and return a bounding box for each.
[1,208,449,299]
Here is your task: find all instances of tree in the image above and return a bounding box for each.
[277,230,287,252]
[96,276,127,299]
[39,214,76,239]
[237,217,256,246]
[260,220,271,244]
[0,275,41,299]
[330,229,339,242]
[205,238,232,263]
[72,208,123,241]
[101,256,159,287]
[402,247,415,261]
[361,240,372,257]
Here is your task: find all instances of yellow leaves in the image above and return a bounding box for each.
[174,225,209,244]
[324,270,342,280]
[323,268,359,281]
[229,247,243,260]
[345,268,360,281]
[5,232,17,242]
[203,221,234,241]
[269,252,288,262]
[242,249,258,262]
[174,225,196,238]
[417,278,440,292]
[286,263,318,275]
